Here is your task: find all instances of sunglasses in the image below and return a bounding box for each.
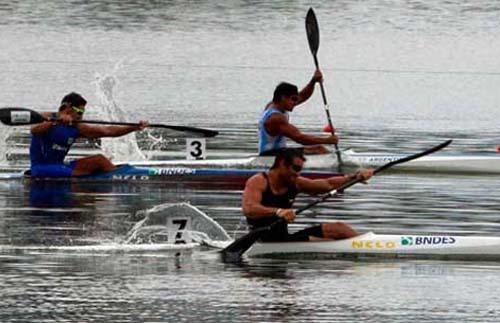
[289,163,303,173]
[72,106,85,116]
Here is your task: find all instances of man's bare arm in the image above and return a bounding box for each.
[267,114,337,146]
[242,175,281,219]
[31,112,56,135]
[78,122,147,139]
[297,169,374,195]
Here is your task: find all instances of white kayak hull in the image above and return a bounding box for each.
[3,149,499,175]
[128,153,337,169]
[246,232,500,260]
[127,150,500,174]
[345,151,500,174]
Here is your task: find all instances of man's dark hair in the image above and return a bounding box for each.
[270,148,306,169]
[59,92,87,111]
[272,82,298,103]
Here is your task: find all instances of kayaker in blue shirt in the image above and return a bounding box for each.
[258,69,339,156]
[30,92,148,177]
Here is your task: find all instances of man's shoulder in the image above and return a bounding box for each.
[245,172,267,188]
[248,172,266,181]
[40,112,57,118]
[264,111,288,126]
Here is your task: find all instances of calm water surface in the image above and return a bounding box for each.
[1,1,500,322]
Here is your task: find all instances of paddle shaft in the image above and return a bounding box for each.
[45,119,219,137]
[306,8,342,166]
[312,56,329,107]
[296,139,453,214]
[312,55,337,143]
[61,119,199,131]
[0,107,219,137]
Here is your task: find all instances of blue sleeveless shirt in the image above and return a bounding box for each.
[258,106,288,155]
[30,124,80,166]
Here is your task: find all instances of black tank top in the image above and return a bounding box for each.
[246,172,298,229]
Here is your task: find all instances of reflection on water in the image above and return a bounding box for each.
[1,167,500,322]
[3,252,500,323]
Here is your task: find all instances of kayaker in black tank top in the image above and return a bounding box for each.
[247,172,304,242]
[242,148,374,243]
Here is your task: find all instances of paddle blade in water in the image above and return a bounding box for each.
[220,226,269,262]
[0,107,46,126]
[220,219,287,262]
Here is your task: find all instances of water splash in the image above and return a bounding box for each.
[93,63,146,162]
[125,202,231,245]
[0,128,10,164]
[0,127,18,167]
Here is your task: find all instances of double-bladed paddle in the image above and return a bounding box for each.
[0,107,219,138]
[221,139,453,262]
[306,7,343,168]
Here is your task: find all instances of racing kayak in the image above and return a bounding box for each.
[345,150,500,174]
[124,150,500,175]
[0,164,341,185]
[245,232,500,261]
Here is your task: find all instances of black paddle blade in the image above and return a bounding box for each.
[220,226,269,262]
[306,7,320,56]
[221,220,287,262]
[0,107,46,126]
[149,124,219,138]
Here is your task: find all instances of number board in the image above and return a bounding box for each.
[186,138,206,160]
[167,217,192,244]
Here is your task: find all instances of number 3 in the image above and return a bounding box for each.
[190,140,203,158]
[186,138,206,160]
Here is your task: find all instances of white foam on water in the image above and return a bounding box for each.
[0,242,199,253]
[0,202,232,255]
[125,202,232,244]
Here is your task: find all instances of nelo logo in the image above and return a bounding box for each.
[352,240,396,249]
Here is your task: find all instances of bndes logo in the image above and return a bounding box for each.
[401,236,456,246]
